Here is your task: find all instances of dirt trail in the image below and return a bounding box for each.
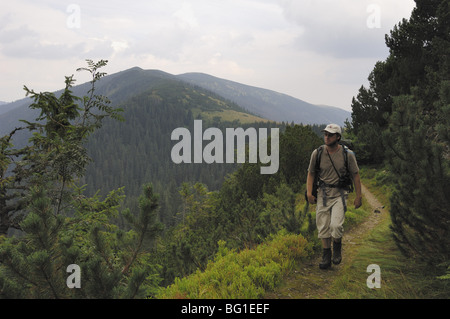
[265,184,386,299]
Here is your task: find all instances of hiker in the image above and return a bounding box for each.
[306,124,362,269]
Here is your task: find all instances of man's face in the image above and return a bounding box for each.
[324,132,339,147]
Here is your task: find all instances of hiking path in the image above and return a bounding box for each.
[265,184,386,299]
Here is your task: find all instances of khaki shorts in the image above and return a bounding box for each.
[316,195,346,239]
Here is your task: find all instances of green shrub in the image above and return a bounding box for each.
[156,231,311,299]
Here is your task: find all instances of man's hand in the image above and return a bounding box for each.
[354,196,362,209]
[307,193,317,204]
[352,172,362,209]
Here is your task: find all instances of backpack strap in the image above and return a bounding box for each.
[315,145,324,172]
[341,145,354,193]
[316,144,353,210]
[342,144,349,172]
[316,144,348,173]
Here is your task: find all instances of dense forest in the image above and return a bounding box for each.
[81,74,326,286]
[81,77,324,228]
[348,0,449,266]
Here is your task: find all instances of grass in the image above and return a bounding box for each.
[156,231,313,299]
[324,167,449,299]
[326,214,413,298]
[156,166,449,299]
[192,107,270,125]
[326,209,449,298]
[266,166,448,299]
[359,166,393,209]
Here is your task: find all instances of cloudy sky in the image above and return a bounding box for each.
[1,0,415,111]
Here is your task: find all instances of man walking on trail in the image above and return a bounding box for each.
[306,124,362,269]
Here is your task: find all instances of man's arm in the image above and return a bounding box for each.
[306,171,316,204]
[353,172,362,209]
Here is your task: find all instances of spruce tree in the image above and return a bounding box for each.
[351,0,449,265]
[0,60,163,298]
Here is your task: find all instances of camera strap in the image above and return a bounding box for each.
[326,147,347,212]
[326,148,342,180]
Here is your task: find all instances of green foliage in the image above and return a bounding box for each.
[0,183,163,299]
[0,186,66,298]
[350,0,450,165]
[326,179,449,299]
[71,183,163,299]
[277,125,323,192]
[0,58,354,298]
[349,0,450,270]
[157,231,312,299]
[157,124,321,286]
[384,93,449,264]
[0,59,124,235]
[82,83,281,227]
[0,60,162,298]
[158,182,221,283]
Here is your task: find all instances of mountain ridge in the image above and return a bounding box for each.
[0,67,264,136]
[177,72,350,125]
[0,67,350,132]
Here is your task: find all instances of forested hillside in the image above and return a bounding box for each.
[79,76,325,285]
[155,123,322,285]
[0,67,342,137]
[0,59,327,297]
[177,72,350,126]
[82,78,281,227]
[348,0,449,268]
[0,63,326,230]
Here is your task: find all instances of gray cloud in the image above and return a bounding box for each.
[0,24,38,44]
[2,39,86,60]
[0,23,89,60]
[277,0,398,59]
[0,0,415,109]
[293,27,389,59]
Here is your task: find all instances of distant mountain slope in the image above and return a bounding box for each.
[0,66,278,226]
[0,99,31,116]
[177,72,351,126]
[0,67,266,136]
[0,67,350,136]
[0,66,348,231]
[81,74,279,226]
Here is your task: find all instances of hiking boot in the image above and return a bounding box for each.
[319,248,332,269]
[333,241,342,265]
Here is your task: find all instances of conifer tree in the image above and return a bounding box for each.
[383,0,449,265]
[351,0,449,265]
[0,59,123,236]
[0,60,163,298]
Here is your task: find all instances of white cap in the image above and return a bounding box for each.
[322,123,342,135]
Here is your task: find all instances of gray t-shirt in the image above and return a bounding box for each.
[308,145,359,198]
